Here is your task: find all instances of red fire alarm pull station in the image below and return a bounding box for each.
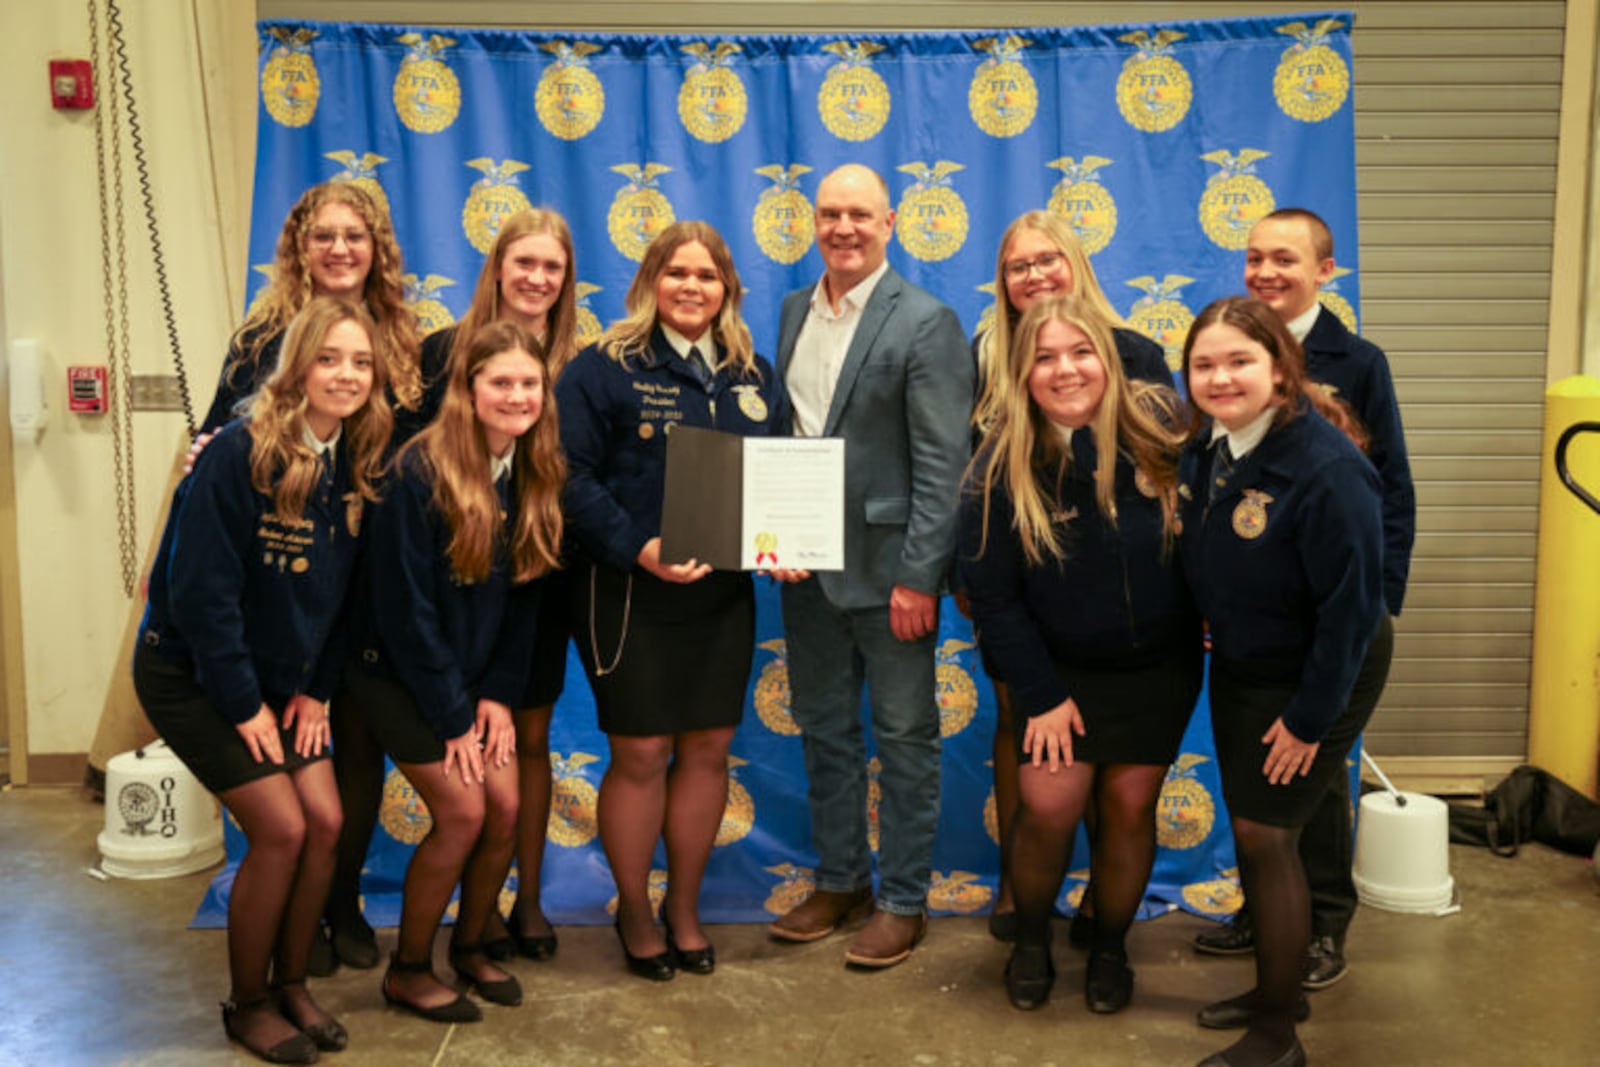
[69,366,108,414]
[51,59,94,110]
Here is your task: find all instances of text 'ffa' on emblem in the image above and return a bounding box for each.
[1047,156,1118,256]
[1274,19,1350,123]
[1198,149,1276,250]
[679,43,748,144]
[462,158,533,255]
[404,273,457,334]
[1320,266,1359,333]
[394,33,461,133]
[536,41,605,141]
[714,755,755,846]
[1232,489,1274,539]
[325,151,391,217]
[608,163,676,262]
[968,36,1037,138]
[1125,275,1196,371]
[261,27,320,128]
[895,161,969,263]
[818,41,890,142]
[936,638,978,737]
[574,282,604,346]
[548,752,600,846]
[752,165,815,265]
[1157,753,1216,848]
[1115,29,1191,132]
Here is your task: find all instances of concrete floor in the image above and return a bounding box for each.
[3,785,1598,1066]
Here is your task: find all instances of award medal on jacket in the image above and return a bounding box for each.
[733,384,768,422]
[1232,489,1273,540]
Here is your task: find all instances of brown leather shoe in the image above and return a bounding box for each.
[843,910,927,968]
[768,887,873,943]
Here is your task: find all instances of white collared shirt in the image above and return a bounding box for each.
[660,323,716,372]
[786,258,890,438]
[1286,302,1322,344]
[1210,406,1277,460]
[489,443,515,484]
[301,423,342,458]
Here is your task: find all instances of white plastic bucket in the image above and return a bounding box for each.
[97,741,225,879]
[1352,791,1456,914]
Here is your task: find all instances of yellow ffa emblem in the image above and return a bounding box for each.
[324,151,391,217]
[1232,489,1274,539]
[1125,275,1196,370]
[379,767,433,844]
[929,870,993,914]
[1157,753,1216,848]
[866,756,883,852]
[573,282,605,346]
[714,755,755,846]
[535,41,605,140]
[1182,869,1245,917]
[752,164,815,264]
[607,163,676,262]
[393,33,461,133]
[461,158,533,254]
[895,161,969,263]
[1321,266,1359,333]
[404,273,457,334]
[762,863,816,916]
[818,41,891,142]
[679,43,748,144]
[1115,29,1192,133]
[733,384,769,422]
[343,493,364,538]
[936,638,979,737]
[260,27,320,128]
[605,869,668,918]
[1198,149,1276,250]
[246,264,276,319]
[754,638,800,735]
[968,36,1037,138]
[1274,19,1351,123]
[1046,156,1118,256]
[547,752,601,846]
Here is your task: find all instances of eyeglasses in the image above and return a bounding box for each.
[307,228,371,250]
[1003,251,1065,280]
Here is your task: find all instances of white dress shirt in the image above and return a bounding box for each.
[786,259,890,438]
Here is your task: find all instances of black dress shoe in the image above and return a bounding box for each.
[1193,916,1255,956]
[509,903,559,961]
[1084,951,1133,1014]
[1195,1036,1306,1067]
[1197,992,1311,1030]
[663,919,716,975]
[274,981,348,1052]
[381,954,483,1023]
[1301,934,1348,989]
[1003,941,1055,1011]
[448,942,524,1006]
[328,917,380,970]
[988,908,1018,943]
[614,919,676,981]
[221,999,320,1065]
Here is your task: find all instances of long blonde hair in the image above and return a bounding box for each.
[247,297,393,520]
[975,211,1130,436]
[401,320,565,584]
[448,208,581,384]
[600,221,758,378]
[970,295,1185,567]
[230,182,422,409]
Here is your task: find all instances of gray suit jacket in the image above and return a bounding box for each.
[776,267,974,610]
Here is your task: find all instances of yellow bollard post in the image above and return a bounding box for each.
[1527,375,1600,799]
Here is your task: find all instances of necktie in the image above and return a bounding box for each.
[688,345,713,387]
[1209,438,1235,505]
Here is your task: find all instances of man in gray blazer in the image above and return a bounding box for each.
[767,163,973,968]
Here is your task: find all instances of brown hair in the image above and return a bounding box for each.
[447,208,581,384]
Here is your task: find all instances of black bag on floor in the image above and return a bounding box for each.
[1447,764,1600,858]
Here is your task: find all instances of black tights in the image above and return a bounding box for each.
[1217,816,1308,1061]
[326,688,387,933]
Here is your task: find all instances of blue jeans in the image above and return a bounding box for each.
[780,579,940,916]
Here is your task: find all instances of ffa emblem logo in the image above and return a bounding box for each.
[404,274,457,335]
[393,33,461,133]
[895,161,969,263]
[1157,754,1217,848]
[818,41,891,142]
[1232,489,1274,539]
[379,767,433,845]
[763,864,816,916]
[117,781,159,835]
[1115,29,1192,132]
[1183,869,1245,917]
[1125,275,1196,370]
[461,158,533,254]
[606,869,669,918]
[344,493,364,538]
[1321,266,1359,333]
[324,151,391,217]
[548,752,601,846]
[929,871,993,915]
[867,756,882,853]
[260,27,320,128]
[734,385,769,423]
[936,638,979,737]
[1274,19,1351,123]
[968,35,1037,138]
[679,43,748,144]
[536,41,605,140]
[1198,149,1276,250]
[246,264,275,319]
[714,755,755,846]
[1047,156,1118,256]
[607,163,676,262]
[752,164,815,265]
[574,282,604,346]
[754,638,800,735]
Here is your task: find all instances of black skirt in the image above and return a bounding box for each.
[519,567,573,711]
[1016,642,1202,766]
[340,661,449,765]
[572,562,754,737]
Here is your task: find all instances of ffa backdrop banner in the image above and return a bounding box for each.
[195,11,1359,928]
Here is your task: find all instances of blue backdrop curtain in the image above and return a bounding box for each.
[196,10,1359,927]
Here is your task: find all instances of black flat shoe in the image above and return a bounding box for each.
[1197,991,1311,1030]
[663,918,716,975]
[987,908,1018,943]
[381,954,483,1023]
[328,917,380,970]
[448,942,523,1006]
[1003,941,1055,1011]
[1085,951,1133,1014]
[274,982,347,1052]
[509,903,559,961]
[614,919,676,981]
[221,999,319,1065]
[1196,1036,1306,1067]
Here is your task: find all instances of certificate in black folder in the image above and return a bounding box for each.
[660,426,845,571]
